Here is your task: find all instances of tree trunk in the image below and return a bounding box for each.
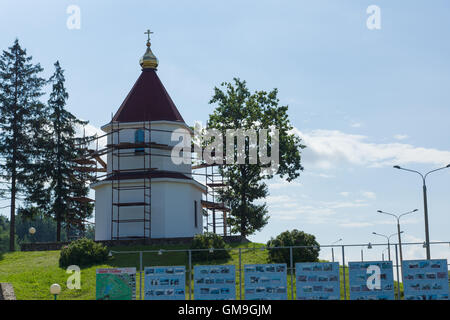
[56,114,62,242]
[9,119,17,251]
[9,77,18,252]
[240,167,247,237]
[56,214,61,242]
[9,173,16,252]
[240,199,246,236]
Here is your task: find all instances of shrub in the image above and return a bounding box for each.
[267,229,320,265]
[59,238,109,268]
[190,232,230,262]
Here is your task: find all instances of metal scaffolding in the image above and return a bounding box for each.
[69,128,99,239]
[192,163,231,236]
[109,121,154,240]
[72,123,234,240]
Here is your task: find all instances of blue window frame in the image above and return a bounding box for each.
[135,129,145,152]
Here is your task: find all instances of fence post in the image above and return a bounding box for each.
[290,246,294,300]
[395,244,401,300]
[188,249,192,300]
[139,251,143,300]
[342,245,346,300]
[239,248,242,300]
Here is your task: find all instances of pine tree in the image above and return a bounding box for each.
[0,39,46,251]
[65,143,94,239]
[38,61,94,241]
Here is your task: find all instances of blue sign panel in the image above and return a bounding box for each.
[194,265,236,300]
[96,268,136,300]
[295,262,340,300]
[402,259,449,300]
[144,266,186,300]
[348,261,395,300]
[244,264,287,300]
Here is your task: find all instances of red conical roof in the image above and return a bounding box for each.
[112,69,185,123]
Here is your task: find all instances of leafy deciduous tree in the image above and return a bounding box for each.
[267,229,320,264]
[207,78,305,236]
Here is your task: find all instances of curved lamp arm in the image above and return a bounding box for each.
[393,165,424,180]
[394,164,450,183]
[398,209,419,220]
[377,210,399,220]
[372,232,388,241]
[424,164,450,180]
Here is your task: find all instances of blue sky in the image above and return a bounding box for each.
[1,0,450,263]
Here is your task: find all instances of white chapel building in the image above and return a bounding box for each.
[92,35,205,241]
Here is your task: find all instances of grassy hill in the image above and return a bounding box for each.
[0,242,403,300]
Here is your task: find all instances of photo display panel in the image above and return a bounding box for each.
[144,266,186,300]
[244,264,288,300]
[96,267,136,300]
[348,261,394,300]
[194,265,236,300]
[402,259,449,300]
[295,262,340,300]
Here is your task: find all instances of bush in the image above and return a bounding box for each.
[59,238,109,268]
[190,232,230,262]
[267,229,320,265]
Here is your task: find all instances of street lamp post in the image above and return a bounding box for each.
[381,248,389,261]
[372,231,404,261]
[50,283,61,300]
[29,227,36,243]
[331,238,342,262]
[377,209,418,263]
[361,243,373,262]
[393,164,450,259]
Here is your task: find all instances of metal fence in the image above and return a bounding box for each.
[108,241,450,300]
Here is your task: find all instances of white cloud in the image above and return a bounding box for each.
[340,192,350,197]
[362,191,376,199]
[304,171,335,179]
[267,178,303,190]
[265,194,371,225]
[351,122,362,128]
[326,200,369,209]
[75,122,107,150]
[293,128,450,169]
[265,195,291,203]
[394,134,408,140]
[265,195,297,208]
[339,222,373,228]
[270,205,337,224]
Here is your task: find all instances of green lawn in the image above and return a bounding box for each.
[0,243,404,300]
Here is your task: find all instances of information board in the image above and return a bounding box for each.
[144,266,186,300]
[244,264,287,300]
[194,265,236,300]
[348,261,394,300]
[402,259,449,300]
[295,262,340,300]
[96,267,136,300]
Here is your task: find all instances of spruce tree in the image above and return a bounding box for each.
[0,39,46,251]
[39,61,94,241]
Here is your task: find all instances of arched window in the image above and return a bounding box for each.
[135,129,145,152]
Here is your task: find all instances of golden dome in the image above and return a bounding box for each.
[140,30,159,70]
